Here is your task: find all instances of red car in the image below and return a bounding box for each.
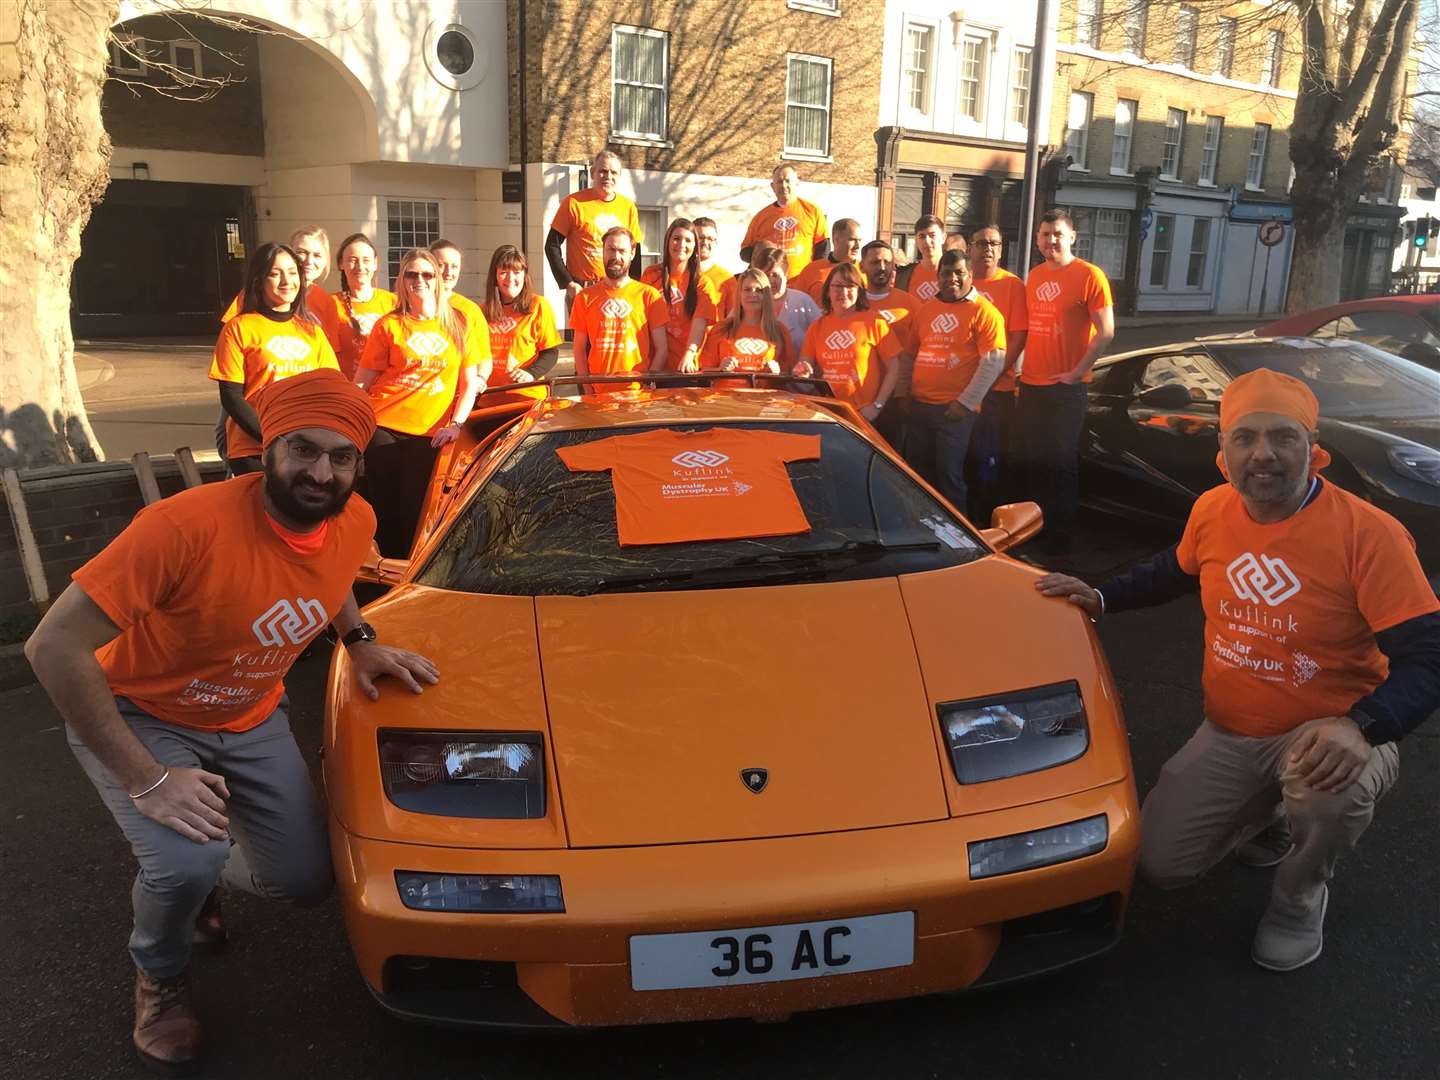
[1254,295,1440,370]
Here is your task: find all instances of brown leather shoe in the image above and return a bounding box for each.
[192,888,228,950]
[133,968,204,1075]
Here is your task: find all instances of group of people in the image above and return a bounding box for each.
[550,152,1115,546]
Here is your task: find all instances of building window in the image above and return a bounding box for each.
[169,40,203,80]
[386,200,441,286]
[785,54,833,157]
[902,24,934,114]
[1124,0,1148,55]
[1215,17,1236,78]
[1150,213,1175,287]
[789,0,840,12]
[1261,29,1283,86]
[1112,99,1137,173]
[1068,207,1130,280]
[1247,124,1270,188]
[958,35,988,122]
[108,34,148,76]
[945,176,987,239]
[1065,92,1093,169]
[1175,7,1198,68]
[1186,217,1212,287]
[1199,115,1223,184]
[636,207,666,269]
[611,26,668,141]
[1076,0,1102,47]
[890,172,930,261]
[1009,48,1032,126]
[1161,108,1186,179]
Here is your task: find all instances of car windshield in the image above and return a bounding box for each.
[416,421,986,596]
[1214,340,1440,420]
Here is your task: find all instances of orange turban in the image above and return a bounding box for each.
[255,369,377,451]
[1216,368,1330,479]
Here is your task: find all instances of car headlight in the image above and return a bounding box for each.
[1387,444,1440,487]
[379,731,545,818]
[395,872,564,913]
[968,816,1109,879]
[938,681,1089,784]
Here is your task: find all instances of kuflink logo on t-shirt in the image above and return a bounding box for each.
[734,338,769,356]
[1035,280,1062,304]
[916,281,939,300]
[252,597,327,647]
[265,336,312,364]
[407,331,450,358]
[1226,552,1301,606]
[773,215,799,238]
[672,450,731,470]
[600,298,633,320]
[824,330,856,351]
[930,312,960,335]
[877,308,899,324]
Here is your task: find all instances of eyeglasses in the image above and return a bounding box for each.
[281,436,360,471]
[404,270,437,282]
[975,240,1004,247]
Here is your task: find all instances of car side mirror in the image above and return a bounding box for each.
[1134,383,1195,410]
[355,543,409,586]
[980,501,1043,552]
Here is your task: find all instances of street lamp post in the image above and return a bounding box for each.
[1017,0,1053,280]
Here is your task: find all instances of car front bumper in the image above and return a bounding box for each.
[331,779,1139,1027]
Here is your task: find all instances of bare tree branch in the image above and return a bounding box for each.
[1337,0,1411,125]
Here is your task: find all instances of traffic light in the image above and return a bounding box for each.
[1415,216,1440,249]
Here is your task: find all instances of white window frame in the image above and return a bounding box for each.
[1076,0,1103,47]
[636,206,667,269]
[784,53,833,160]
[385,199,442,287]
[109,33,148,76]
[1161,108,1186,180]
[957,33,991,124]
[1261,30,1283,86]
[169,39,203,81]
[1009,47,1033,128]
[1215,17,1236,78]
[1199,115,1223,185]
[900,20,937,119]
[1065,91,1093,170]
[1150,213,1175,287]
[610,25,670,143]
[1247,124,1270,189]
[788,0,840,14]
[1124,0,1148,56]
[1186,217,1212,288]
[1111,99,1137,175]
[1175,7,1198,69]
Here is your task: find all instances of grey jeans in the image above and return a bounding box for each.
[68,698,332,977]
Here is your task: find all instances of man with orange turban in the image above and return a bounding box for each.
[1034,368,1440,971]
[25,369,439,1072]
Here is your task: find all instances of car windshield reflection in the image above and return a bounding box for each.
[1215,341,1440,420]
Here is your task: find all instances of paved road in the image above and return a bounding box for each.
[5,516,1437,1079]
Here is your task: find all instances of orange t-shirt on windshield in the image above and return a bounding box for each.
[1022,258,1112,385]
[359,313,477,435]
[570,279,669,377]
[640,265,721,370]
[557,428,821,546]
[72,473,376,733]
[1176,481,1440,738]
[222,284,340,352]
[799,310,903,409]
[550,190,644,284]
[332,289,398,378]
[209,313,342,460]
[909,295,1006,405]
[971,268,1029,393]
[743,199,829,279]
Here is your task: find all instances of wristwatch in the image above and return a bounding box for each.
[341,622,377,648]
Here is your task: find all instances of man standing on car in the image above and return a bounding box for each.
[742,164,829,280]
[1019,209,1114,553]
[571,227,669,386]
[1035,369,1440,971]
[546,150,644,310]
[24,369,441,1072]
[968,223,1029,518]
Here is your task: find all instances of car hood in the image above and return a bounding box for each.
[535,578,950,847]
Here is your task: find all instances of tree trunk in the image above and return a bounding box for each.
[0,0,117,468]
[1285,213,1347,314]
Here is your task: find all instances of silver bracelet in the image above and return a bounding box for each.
[127,768,170,800]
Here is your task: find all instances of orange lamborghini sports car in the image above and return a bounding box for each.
[324,375,1140,1028]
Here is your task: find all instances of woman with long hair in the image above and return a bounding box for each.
[356,248,491,556]
[639,217,719,373]
[209,242,341,475]
[793,262,902,420]
[698,267,791,383]
[333,233,396,379]
[483,245,562,384]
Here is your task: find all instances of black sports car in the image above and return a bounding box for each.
[1081,337,1440,581]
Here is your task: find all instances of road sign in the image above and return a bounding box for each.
[1258,218,1286,247]
[1140,208,1154,230]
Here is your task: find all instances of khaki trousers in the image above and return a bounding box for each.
[1139,718,1400,913]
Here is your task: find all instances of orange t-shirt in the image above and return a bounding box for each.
[909,295,1007,406]
[743,199,829,279]
[557,428,821,546]
[332,289,398,379]
[700,263,732,296]
[1176,481,1440,738]
[640,265,721,370]
[971,269,1029,393]
[792,259,857,305]
[907,262,940,303]
[490,296,562,369]
[549,190,644,284]
[359,312,474,435]
[799,310,903,409]
[1022,258,1112,385]
[209,313,342,460]
[449,292,493,373]
[223,284,341,352]
[716,275,740,322]
[865,289,918,345]
[72,474,376,733]
[700,323,793,387]
[570,279,669,377]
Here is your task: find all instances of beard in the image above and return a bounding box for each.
[264,467,354,525]
[604,259,628,282]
